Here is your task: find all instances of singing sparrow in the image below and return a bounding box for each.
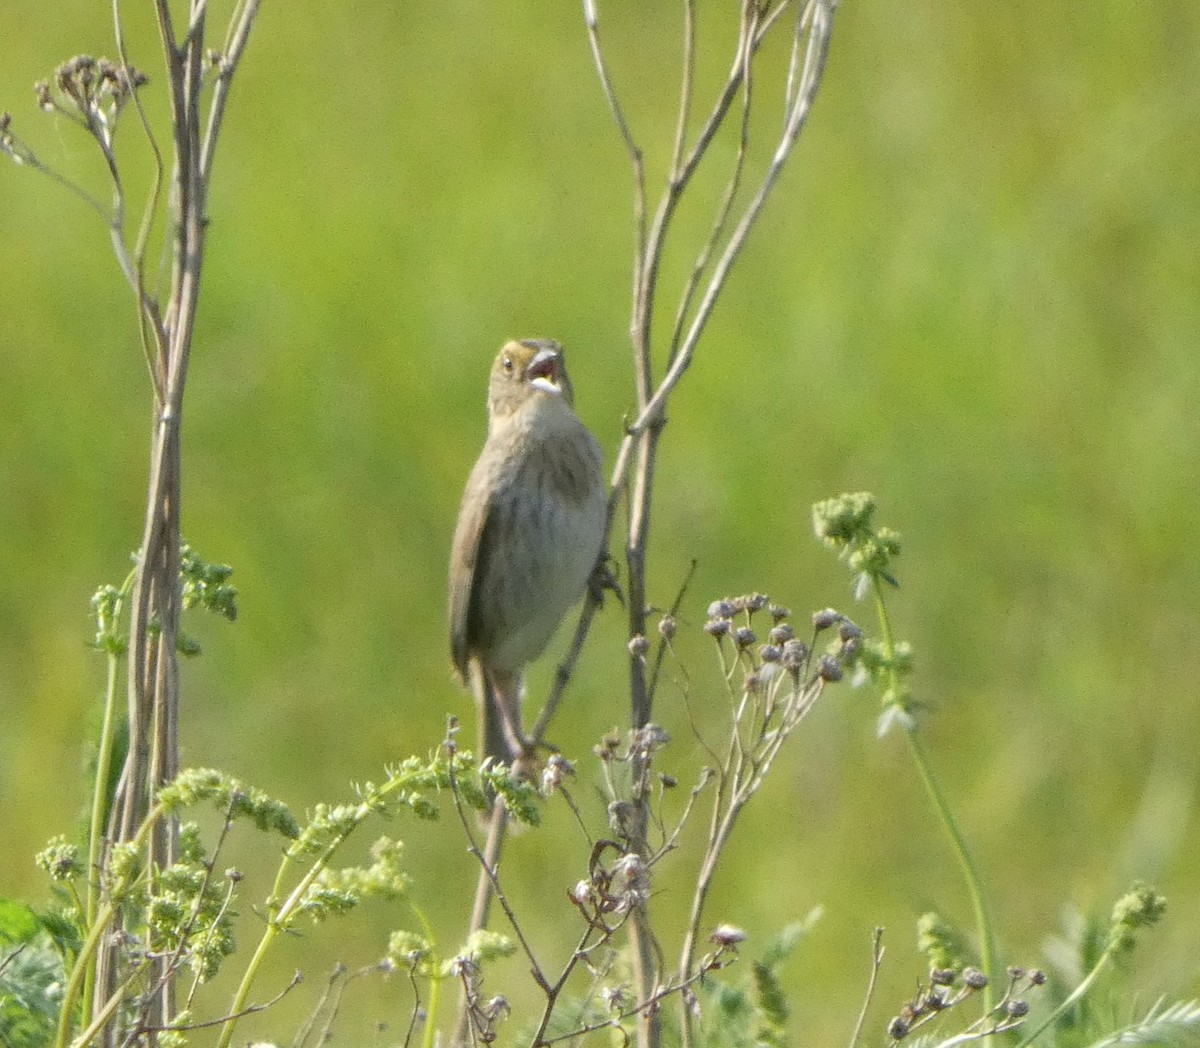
[449,339,606,765]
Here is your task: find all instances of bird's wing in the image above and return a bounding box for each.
[448,456,496,683]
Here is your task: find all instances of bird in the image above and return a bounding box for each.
[449,339,606,768]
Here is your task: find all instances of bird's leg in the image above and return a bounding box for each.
[488,668,534,772]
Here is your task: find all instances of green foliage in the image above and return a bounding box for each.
[386,930,434,974]
[1084,999,1200,1048]
[89,580,130,656]
[917,912,974,973]
[693,918,817,1048]
[1108,883,1167,953]
[298,836,410,922]
[0,902,65,1048]
[145,823,237,983]
[457,929,517,968]
[179,544,237,622]
[158,768,299,839]
[32,839,81,884]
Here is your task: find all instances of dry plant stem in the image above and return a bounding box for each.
[140,973,301,1036]
[451,770,641,1047]
[537,957,729,1047]
[848,929,885,1048]
[291,965,347,1048]
[451,802,508,1045]
[89,1,262,1043]
[402,962,424,1048]
[528,921,621,1047]
[644,559,696,703]
[531,591,600,743]
[629,0,839,439]
[112,0,169,389]
[677,673,825,1048]
[582,6,839,1047]
[449,767,547,1047]
[303,964,380,1048]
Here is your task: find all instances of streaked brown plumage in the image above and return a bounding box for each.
[449,339,606,765]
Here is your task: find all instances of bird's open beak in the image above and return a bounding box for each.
[527,348,563,395]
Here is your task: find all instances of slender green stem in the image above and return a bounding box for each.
[82,651,121,1029]
[55,800,166,1048]
[216,835,349,1048]
[871,578,998,1011]
[54,900,115,1048]
[1013,942,1117,1048]
[67,964,146,1048]
[401,901,440,1048]
[213,914,281,1048]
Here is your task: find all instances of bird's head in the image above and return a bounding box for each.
[487,339,576,420]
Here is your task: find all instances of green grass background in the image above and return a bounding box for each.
[1,0,1198,1042]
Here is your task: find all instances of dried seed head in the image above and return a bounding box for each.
[593,730,622,761]
[769,603,791,622]
[745,593,770,613]
[813,608,840,631]
[817,655,843,682]
[628,634,649,657]
[733,626,756,649]
[541,754,574,795]
[658,615,677,639]
[781,638,809,670]
[758,644,782,664]
[708,924,748,947]
[707,599,734,620]
[962,967,988,989]
[1005,998,1029,1018]
[704,617,731,639]
[570,880,596,907]
[609,852,650,910]
[483,995,510,1021]
[600,985,628,1012]
[769,622,795,644]
[448,955,476,978]
[930,967,956,986]
[631,723,669,755]
[887,1016,910,1040]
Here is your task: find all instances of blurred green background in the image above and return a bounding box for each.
[2,0,1198,1042]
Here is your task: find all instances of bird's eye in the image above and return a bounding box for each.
[502,356,514,373]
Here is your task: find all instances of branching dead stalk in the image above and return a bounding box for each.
[576,3,841,1045]
[5,1,271,1042]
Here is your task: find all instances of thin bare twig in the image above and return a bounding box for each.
[848,928,885,1048]
[142,971,302,1033]
[632,0,839,439]
[446,765,547,993]
[579,6,840,1047]
[200,0,260,180]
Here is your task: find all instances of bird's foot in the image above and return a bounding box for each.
[589,552,624,607]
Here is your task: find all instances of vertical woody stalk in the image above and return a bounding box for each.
[93,1,263,1042]
[581,2,839,1044]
